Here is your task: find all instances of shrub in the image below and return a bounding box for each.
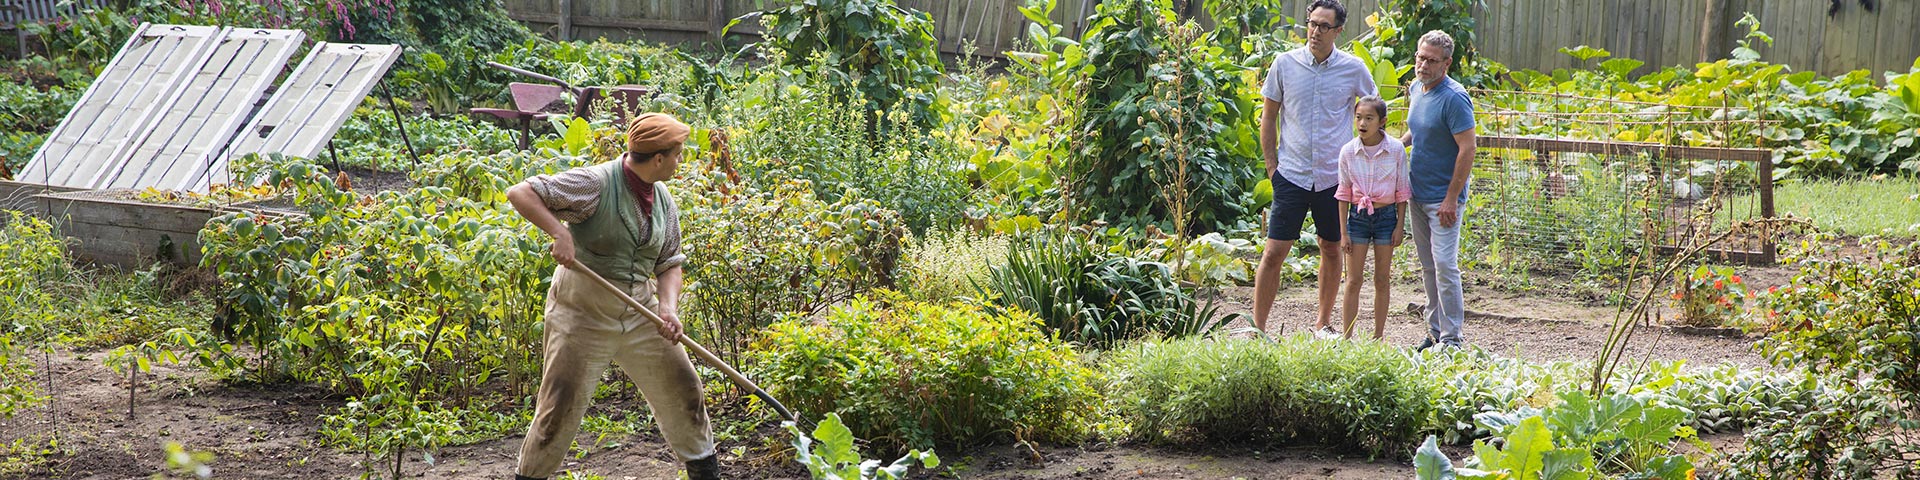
[752,294,1101,451]
[896,229,1008,304]
[979,230,1238,348]
[1722,236,1920,479]
[676,138,907,369]
[1107,335,1433,456]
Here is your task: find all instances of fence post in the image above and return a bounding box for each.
[1757,144,1776,264]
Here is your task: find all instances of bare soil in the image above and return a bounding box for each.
[4,276,1775,479]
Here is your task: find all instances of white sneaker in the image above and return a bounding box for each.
[1313,325,1341,339]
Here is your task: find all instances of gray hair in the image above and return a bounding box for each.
[1419,30,1456,59]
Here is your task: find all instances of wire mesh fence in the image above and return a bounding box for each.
[1450,89,1776,276]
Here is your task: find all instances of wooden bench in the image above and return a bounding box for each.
[1,0,109,57]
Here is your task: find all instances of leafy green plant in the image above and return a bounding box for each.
[752,294,1101,451]
[1723,235,1920,478]
[1420,390,1700,480]
[1109,335,1434,456]
[1063,0,1258,234]
[1138,231,1257,287]
[719,76,969,232]
[330,103,519,172]
[0,335,39,422]
[195,149,579,473]
[23,7,141,67]
[1376,0,1487,86]
[1470,390,1699,477]
[0,76,81,136]
[755,0,944,128]
[487,39,690,101]
[1197,0,1291,61]
[1423,417,1598,480]
[786,413,940,480]
[1419,349,1810,451]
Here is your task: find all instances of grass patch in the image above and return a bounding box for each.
[1721,176,1920,237]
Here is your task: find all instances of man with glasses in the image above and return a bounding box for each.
[1400,30,1476,350]
[1253,0,1377,337]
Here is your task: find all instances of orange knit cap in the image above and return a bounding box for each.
[626,112,690,155]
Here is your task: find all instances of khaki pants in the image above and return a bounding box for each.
[516,266,714,477]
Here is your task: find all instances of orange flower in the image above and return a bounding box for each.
[1731,275,1743,284]
[1714,279,1724,289]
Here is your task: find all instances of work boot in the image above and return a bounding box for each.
[686,454,721,480]
[1412,336,1436,352]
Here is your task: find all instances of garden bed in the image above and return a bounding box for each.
[1,182,219,267]
[5,280,1782,479]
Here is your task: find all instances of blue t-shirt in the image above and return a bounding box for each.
[1407,77,1475,204]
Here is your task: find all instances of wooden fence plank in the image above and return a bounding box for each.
[499,0,1916,76]
[1878,0,1920,76]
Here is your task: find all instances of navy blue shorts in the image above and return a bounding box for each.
[1346,203,1400,245]
[1267,172,1341,242]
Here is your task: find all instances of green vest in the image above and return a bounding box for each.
[569,160,672,285]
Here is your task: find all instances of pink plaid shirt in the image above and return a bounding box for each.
[1334,136,1411,214]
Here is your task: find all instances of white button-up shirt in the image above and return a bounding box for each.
[1261,48,1377,192]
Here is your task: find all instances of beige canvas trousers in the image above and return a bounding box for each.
[516,266,714,477]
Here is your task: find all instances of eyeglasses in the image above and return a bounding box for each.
[1303,21,1338,32]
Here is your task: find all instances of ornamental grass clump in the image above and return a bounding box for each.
[1107,335,1434,456]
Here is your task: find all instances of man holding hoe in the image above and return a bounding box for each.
[504,113,721,480]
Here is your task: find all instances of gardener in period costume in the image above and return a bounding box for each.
[504,113,718,480]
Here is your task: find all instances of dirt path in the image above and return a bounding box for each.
[1209,277,1769,369]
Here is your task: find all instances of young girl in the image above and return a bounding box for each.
[1334,96,1410,340]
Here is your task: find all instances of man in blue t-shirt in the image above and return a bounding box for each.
[1399,30,1476,350]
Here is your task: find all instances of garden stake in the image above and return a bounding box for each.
[561,261,799,424]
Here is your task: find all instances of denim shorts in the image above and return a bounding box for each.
[1345,203,1400,245]
[1267,173,1341,242]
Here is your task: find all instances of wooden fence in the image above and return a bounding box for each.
[501,0,1920,77]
